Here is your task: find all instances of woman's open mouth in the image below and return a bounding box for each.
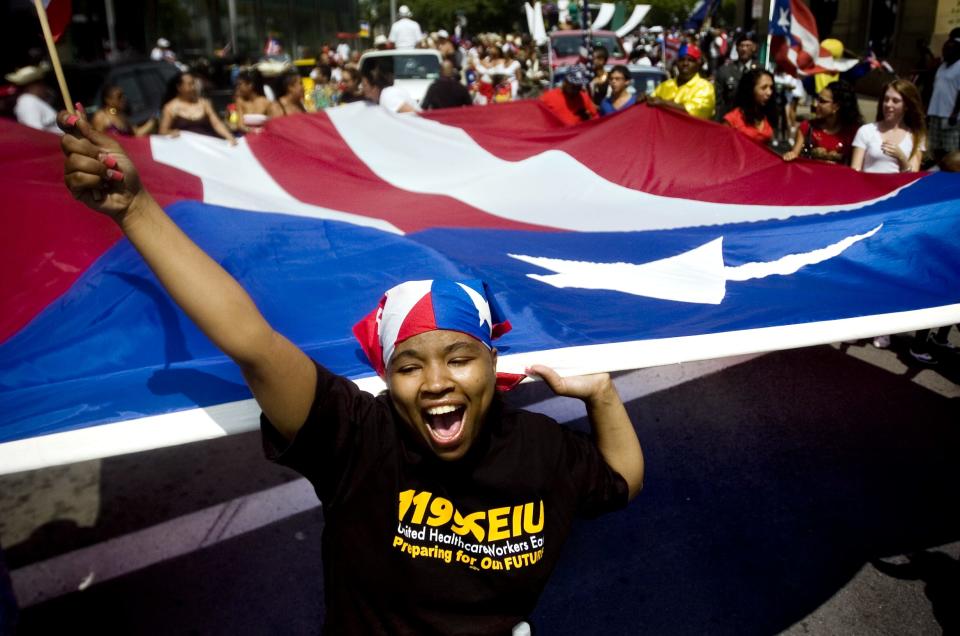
[423,404,465,445]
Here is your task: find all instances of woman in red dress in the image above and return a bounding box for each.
[722,68,775,145]
[783,80,863,164]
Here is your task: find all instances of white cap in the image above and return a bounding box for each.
[436,29,449,39]
[157,37,170,48]
[4,65,46,86]
[398,5,412,18]
[374,34,388,46]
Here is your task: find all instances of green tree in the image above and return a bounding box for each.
[644,0,696,27]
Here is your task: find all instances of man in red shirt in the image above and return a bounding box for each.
[538,64,598,126]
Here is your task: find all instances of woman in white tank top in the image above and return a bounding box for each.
[851,79,926,174]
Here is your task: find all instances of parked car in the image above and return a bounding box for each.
[623,64,668,96]
[547,30,629,73]
[358,49,443,105]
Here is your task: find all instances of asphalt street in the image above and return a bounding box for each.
[1,336,957,635]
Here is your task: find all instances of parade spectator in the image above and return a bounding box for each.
[499,47,523,99]
[599,65,636,115]
[92,84,155,136]
[851,79,926,174]
[590,46,610,105]
[714,32,758,121]
[708,27,729,73]
[421,61,473,110]
[231,69,271,132]
[723,68,775,145]
[160,72,236,144]
[5,65,60,134]
[774,64,807,135]
[629,45,652,66]
[783,80,861,164]
[57,114,644,634]
[337,66,364,104]
[435,29,458,65]
[926,38,960,164]
[268,74,307,117]
[388,5,423,50]
[360,60,419,113]
[646,44,715,119]
[538,64,598,125]
[309,65,337,110]
[335,39,351,65]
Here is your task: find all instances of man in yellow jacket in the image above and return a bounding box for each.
[646,44,716,120]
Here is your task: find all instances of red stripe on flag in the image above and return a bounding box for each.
[245,113,553,233]
[427,101,919,207]
[0,122,202,344]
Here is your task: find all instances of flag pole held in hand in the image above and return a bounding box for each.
[33,0,75,115]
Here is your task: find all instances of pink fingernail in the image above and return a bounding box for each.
[65,115,79,126]
[102,155,118,169]
[74,102,84,113]
[106,169,124,182]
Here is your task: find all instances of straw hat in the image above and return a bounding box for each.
[5,65,46,86]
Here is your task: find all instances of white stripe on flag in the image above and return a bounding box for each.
[3,303,959,475]
[326,104,914,233]
[150,133,403,234]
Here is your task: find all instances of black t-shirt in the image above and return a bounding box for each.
[262,361,628,635]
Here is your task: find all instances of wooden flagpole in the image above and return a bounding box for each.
[33,0,75,115]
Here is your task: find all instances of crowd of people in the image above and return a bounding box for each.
[7,18,957,175]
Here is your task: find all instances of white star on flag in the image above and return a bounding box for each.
[777,8,791,30]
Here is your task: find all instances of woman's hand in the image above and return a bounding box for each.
[528,364,644,499]
[881,140,908,168]
[59,110,144,223]
[525,364,615,403]
[782,148,800,161]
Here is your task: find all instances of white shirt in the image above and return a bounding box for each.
[336,42,350,63]
[852,122,923,174]
[927,60,960,117]
[388,18,423,50]
[14,92,62,134]
[379,85,420,112]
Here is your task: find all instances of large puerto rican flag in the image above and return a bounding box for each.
[2,101,959,473]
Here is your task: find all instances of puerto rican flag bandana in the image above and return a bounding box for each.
[353,279,524,390]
